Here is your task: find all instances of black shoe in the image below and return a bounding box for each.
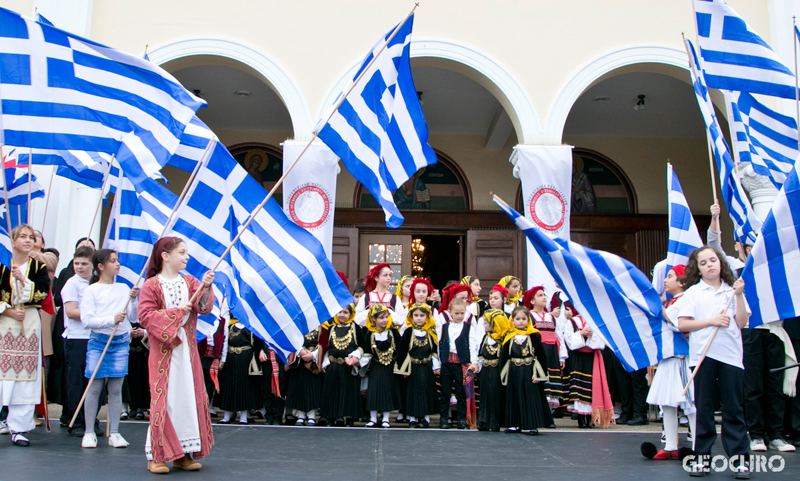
[271,418,283,426]
[457,420,467,430]
[11,433,30,447]
[688,461,709,477]
[525,429,539,436]
[733,464,751,480]
[69,426,86,437]
[345,418,354,428]
[408,421,417,429]
[627,415,649,426]
[318,417,328,427]
[546,423,556,429]
[418,420,429,429]
[439,419,450,429]
[334,417,345,427]
[135,412,145,420]
[504,427,520,433]
[616,414,631,425]
[578,416,587,429]
[218,419,231,424]
[552,410,564,419]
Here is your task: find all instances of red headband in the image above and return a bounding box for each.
[522,286,545,309]
[365,263,390,292]
[490,284,508,298]
[409,277,434,302]
[669,264,686,279]
[440,284,470,312]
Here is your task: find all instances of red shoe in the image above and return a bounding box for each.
[652,449,678,460]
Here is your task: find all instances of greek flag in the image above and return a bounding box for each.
[19,149,112,188]
[165,116,215,173]
[726,91,798,189]
[0,7,205,185]
[667,164,703,271]
[693,0,798,99]
[315,14,437,228]
[1,149,44,205]
[687,39,761,243]
[168,140,353,359]
[494,197,689,372]
[741,156,800,326]
[105,172,177,287]
[0,224,10,267]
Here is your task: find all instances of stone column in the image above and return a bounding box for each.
[737,162,779,222]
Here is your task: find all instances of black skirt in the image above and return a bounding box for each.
[285,364,323,413]
[477,365,502,430]
[218,350,261,412]
[320,362,362,418]
[366,362,400,412]
[124,342,150,410]
[404,361,438,418]
[567,349,594,409]
[505,361,552,430]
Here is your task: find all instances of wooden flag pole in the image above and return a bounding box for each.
[681,293,736,396]
[794,17,800,145]
[26,149,32,223]
[85,159,115,243]
[39,166,56,232]
[184,4,420,305]
[68,139,213,428]
[2,146,12,234]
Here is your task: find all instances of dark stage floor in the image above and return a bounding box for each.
[2,423,798,480]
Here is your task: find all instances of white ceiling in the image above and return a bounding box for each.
[172,64,293,132]
[564,71,708,138]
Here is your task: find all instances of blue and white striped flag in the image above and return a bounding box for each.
[726,91,798,189]
[741,156,800,326]
[168,140,353,359]
[165,116,215,173]
[105,172,176,287]
[315,13,437,228]
[0,7,205,185]
[0,223,10,268]
[494,197,689,372]
[19,149,112,188]
[687,39,761,244]
[693,0,798,99]
[667,164,703,271]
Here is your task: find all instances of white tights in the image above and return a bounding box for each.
[662,406,696,451]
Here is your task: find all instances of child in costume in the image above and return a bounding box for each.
[396,303,440,428]
[363,304,401,428]
[477,308,509,431]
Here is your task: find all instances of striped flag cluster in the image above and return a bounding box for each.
[315,13,437,228]
[495,197,689,372]
[168,141,353,360]
[686,39,761,244]
[693,0,797,99]
[741,157,800,326]
[0,7,204,185]
[667,164,704,271]
[725,91,798,189]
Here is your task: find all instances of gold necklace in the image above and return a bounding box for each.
[332,324,354,350]
[484,339,499,356]
[412,333,429,348]
[371,333,396,366]
[304,327,320,342]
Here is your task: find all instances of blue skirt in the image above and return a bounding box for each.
[85,332,130,379]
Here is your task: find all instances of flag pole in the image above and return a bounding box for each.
[26,148,32,223]
[40,166,55,232]
[68,138,213,429]
[85,158,115,242]
[1,145,11,233]
[184,4,420,305]
[681,294,736,396]
[101,169,121,249]
[794,17,800,146]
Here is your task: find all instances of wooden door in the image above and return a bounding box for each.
[332,227,359,290]
[466,228,525,298]
[359,233,412,290]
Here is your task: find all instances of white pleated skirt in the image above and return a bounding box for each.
[646,355,696,414]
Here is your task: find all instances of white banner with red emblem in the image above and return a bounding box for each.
[511,145,573,297]
[282,140,340,260]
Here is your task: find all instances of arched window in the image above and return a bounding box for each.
[229,143,284,204]
[354,149,472,211]
[571,148,637,214]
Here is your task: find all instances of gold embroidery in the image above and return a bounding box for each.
[32,291,47,303]
[412,334,429,348]
[331,324,354,350]
[0,291,9,304]
[371,333,396,366]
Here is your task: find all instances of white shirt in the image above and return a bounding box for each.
[678,280,750,369]
[436,320,480,364]
[61,275,92,340]
[564,315,605,351]
[651,259,667,297]
[80,282,136,336]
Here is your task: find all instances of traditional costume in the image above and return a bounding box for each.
[477,309,509,431]
[320,306,364,425]
[499,275,523,315]
[354,264,404,328]
[564,302,613,428]
[123,319,150,419]
[523,287,568,408]
[284,326,323,425]
[500,315,553,434]
[0,258,49,445]
[218,320,263,424]
[436,303,481,429]
[363,304,401,427]
[461,276,487,319]
[137,238,215,465]
[396,304,440,428]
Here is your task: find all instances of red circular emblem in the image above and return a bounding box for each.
[528,187,566,232]
[288,185,330,229]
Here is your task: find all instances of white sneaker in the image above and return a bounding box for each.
[0,420,9,435]
[107,433,129,448]
[81,432,97,448]
[768,438,796,452]
[749,438,767,452]
[660,428,666,444]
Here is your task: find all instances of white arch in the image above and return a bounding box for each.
[148,37,313,137]
[317,39,542,145]
[544,45,689,144]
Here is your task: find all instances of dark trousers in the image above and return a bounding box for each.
[743,329,786,441]
[439,362,466,421]
[694,358,749,457]
[613,357,649,418]
[64,338,89,429]
[784,338,800,436]
[201,356,216,408]
[261,356,286,421]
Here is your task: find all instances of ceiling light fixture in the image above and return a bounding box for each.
[234,90,251,97]
[417,90,424,106]
[192,89,202,98]
[592,96,610,102]
[633,94,646,111]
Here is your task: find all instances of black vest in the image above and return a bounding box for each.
[439,313,471,364]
